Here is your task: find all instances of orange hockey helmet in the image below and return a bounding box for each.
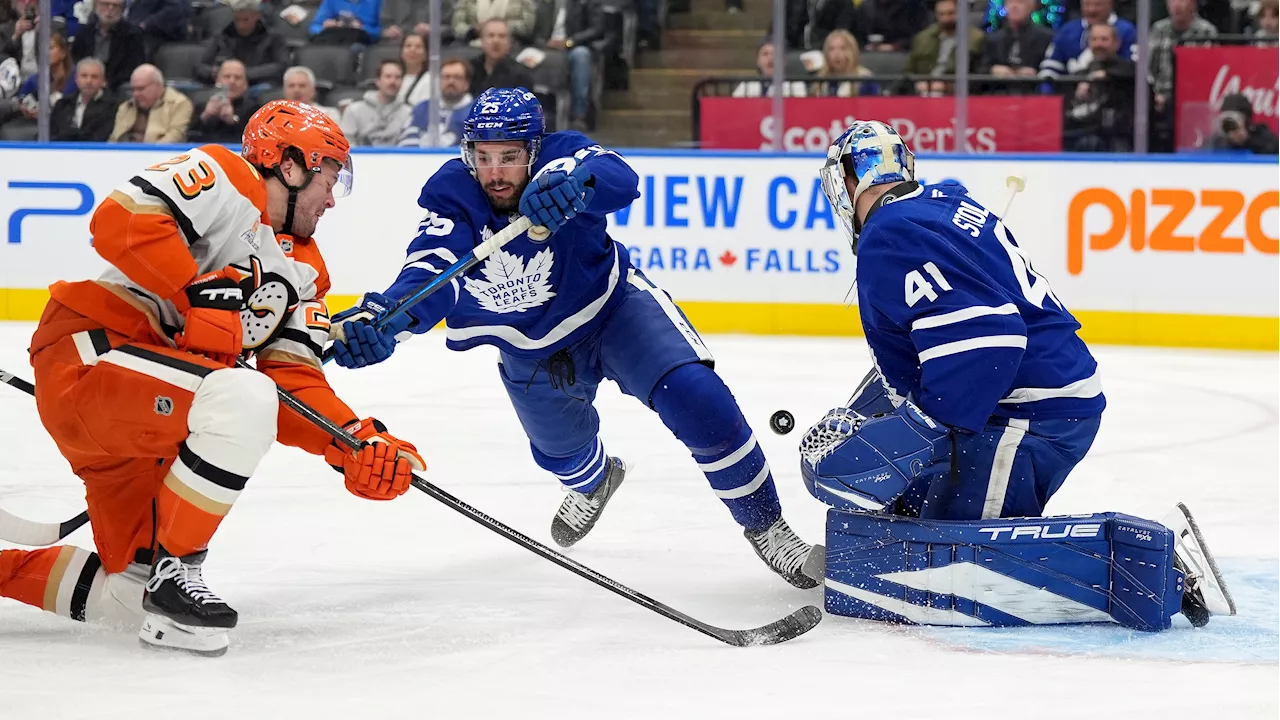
[243,99,353,197]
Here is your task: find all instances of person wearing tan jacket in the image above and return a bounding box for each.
[109,63,193,143]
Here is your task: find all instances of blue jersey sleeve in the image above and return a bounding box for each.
[1038,26,1072,78]
[1117,19,1138,59]
[858,213,1028,432]
[382,170,482,333]
[541,131,641,216]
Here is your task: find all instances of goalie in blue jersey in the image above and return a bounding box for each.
[326,88,822,588]
[800,119,1236,630]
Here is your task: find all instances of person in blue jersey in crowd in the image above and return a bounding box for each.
[327,88,823,589]
[797,119,1235,630]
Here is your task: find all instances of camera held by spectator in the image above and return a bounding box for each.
[1211,93,1280,155]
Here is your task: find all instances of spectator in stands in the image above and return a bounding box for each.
[813,29,877,97]
[1253,0,1278,36]
[469,18,533,96]
[532,0,606,131]
[1040,0,1136,80]
[283,64,341,120]
[398,32,433,106]
[126,0,189,58]
[110,63,193,142]
[382,0,453,43]
[340,58,411,145]
[979,0,1053,92]
[3,1,81,77]
[399,55,473,146]
[1148,0,1217,117]
[733,39,806,97]
[0,38,19,102]
[197,0,290,90]
[50,57,113,140]
[14,27,75,115]
[775,0,858,51]
[189,58,259,142]
[71,0,145,93]
[1064,23,1134,152]
[310,0,382,46]
[1211,92,1279,154]
[905,0,983,96]
[854,0,928,52]
[452,0,535,45]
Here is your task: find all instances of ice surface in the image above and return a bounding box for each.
[1,323,1275,718]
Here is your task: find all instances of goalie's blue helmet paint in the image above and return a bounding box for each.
[820,120,916,252]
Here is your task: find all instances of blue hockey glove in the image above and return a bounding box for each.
[519,163,595,235]
[799,402,950,512]
[329,292,414,369]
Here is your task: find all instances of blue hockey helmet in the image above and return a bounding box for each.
[820,120,915,252]
[461,87,545,175]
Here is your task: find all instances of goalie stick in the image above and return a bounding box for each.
[0,368,91,545]
[323,216,549,363]
[252,359,823,647]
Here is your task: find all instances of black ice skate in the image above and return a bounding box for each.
[745,518,824,590]
[1163,503,1236,628]
[550,456,626,548]
[138,547,238,656]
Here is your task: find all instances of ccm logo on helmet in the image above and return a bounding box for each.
[978,523,1102,541]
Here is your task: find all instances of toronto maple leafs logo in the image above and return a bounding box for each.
[464,248,556,314]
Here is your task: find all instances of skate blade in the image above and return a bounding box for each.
[138,615,230,657]
[1164,502,1237,617]
[801,544,826,585]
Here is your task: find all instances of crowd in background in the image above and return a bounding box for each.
[740,0,1278,153]
[0,0,613,144]
[0,0,1276,153]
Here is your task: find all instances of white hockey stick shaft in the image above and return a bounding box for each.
[1000,175,1027,219]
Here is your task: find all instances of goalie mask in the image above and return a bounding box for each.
[820,120,916,254]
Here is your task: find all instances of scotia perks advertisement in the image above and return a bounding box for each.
[698,96,1064,152]
[0,147,1275,339]
[1174,45,1279,150]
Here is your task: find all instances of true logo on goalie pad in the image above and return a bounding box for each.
[978,523,1102,541]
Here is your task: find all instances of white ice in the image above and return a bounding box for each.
[0,322,1275,719]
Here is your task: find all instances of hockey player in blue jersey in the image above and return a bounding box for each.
[327,88,823,588]
[798,119,1236,631]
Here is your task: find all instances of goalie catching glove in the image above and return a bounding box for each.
[173,267,245,367]
[325,418,426,500]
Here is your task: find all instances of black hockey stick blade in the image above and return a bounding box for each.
[712,605,824,647]
[259,361,825,647]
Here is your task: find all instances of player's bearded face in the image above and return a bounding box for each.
[475,143,532,212]
[288,162,340,237]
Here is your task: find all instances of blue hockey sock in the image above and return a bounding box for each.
[532,437,609,493]
[650,363,782,531]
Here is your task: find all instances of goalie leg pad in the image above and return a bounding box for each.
[822,510,1183,631]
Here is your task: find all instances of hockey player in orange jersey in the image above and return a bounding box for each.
[0,100,424,656]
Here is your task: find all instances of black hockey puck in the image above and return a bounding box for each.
[769,410,796,435]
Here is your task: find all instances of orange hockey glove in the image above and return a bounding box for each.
[324,418,426,501]
[173,267,244,366]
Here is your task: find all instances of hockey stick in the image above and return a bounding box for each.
[0,368,91,545]
[323,216,549,363]
[252,360,823,646]
[1000,175,1027,219]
